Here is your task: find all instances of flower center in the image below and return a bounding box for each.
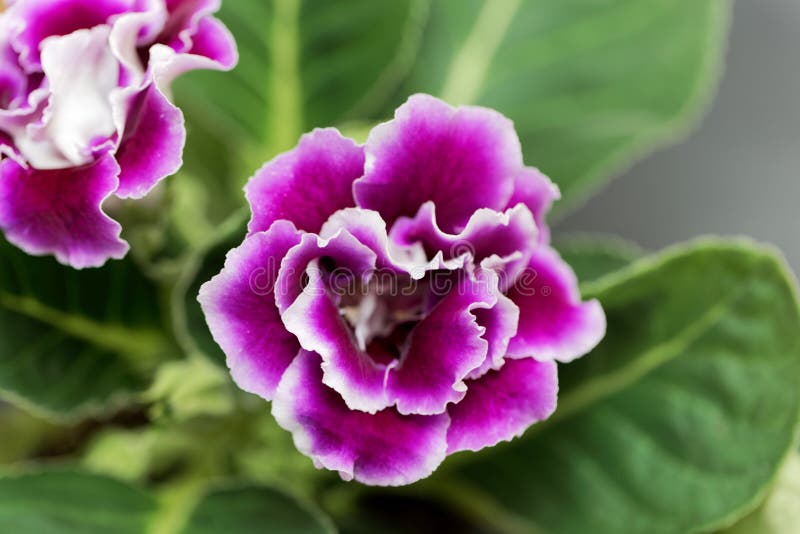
[337,275,426,364]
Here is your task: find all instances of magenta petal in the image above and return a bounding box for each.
[9,0,134,71]
[354,94,522,232]
[198,221,303,400]
[467,291,519,380]
[186,15,237,68]
[506,247,606,362]
[507,167,560,244]
[390,202,538,283]
[384,271,498,415]
[0,132,20,162]
[0,153,128,268]
[246,129,364,235]
[115,83,184,199]
[447,358,557,454]
[275,229,387,413]
[281,263,390,414]
[272,350,449,486]
[274,229,377,312]
[320,208,441,276]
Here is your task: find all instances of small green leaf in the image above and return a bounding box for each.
[0,470,156,534]
[180,484,335,534]
[434,239,800,534]
[0,236,169,420]
[404,0,731,215]
[554,234,644,283]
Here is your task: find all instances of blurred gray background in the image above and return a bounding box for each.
[557,0,800,271]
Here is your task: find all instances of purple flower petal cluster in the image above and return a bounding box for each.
[199,95,606,486]
[0,0,236,268]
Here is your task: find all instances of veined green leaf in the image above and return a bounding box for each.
[405,0,730,216]
[174,0,430,222]
[0,469,156,534]
[0,470,334,534]
[554,233,644,283]
[722,454,800,534]
[431,239,800,534]
[0,237,169,420]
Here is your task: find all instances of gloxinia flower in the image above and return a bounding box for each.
[199,95,606,486]
[0,0,237,268]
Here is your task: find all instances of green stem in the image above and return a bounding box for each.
[267,0,303,154]
[440,0,521,105]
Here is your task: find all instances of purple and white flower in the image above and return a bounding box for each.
[199,95,606,486]
[0,0,237,268]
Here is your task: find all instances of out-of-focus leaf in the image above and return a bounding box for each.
[0,470,156,534]
[180,484,335,534]
[402,0,730,216]
[174,0,429,222]
[176,0,728,225]
[554,234,644,283]
[0,469,334,534]
[431,239,800,534]
[146,359,236,422]
[0,236,170,421]
[0,405,62,465]
[171,212,248,367]
[723,454,800,534]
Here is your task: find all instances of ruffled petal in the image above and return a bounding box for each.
[274,228,377,313]
[114,83,184,198]
[0,152,128,268]
[245,129,364,235]
[507,167,560,244]
[320,208,449,277]
[506,247,606,362]
[277,229,389,413]
[29,25,119,169]
[447,358,557,454]
[466,291,519,380]
[389,201,538,284]
[281,262,390,414]
[384,271,498,415]
[8,0,134,71]
[184,14,237,67]
[272,350,449,486]
[354,94,522,232]
[198,221,303,400]
[158,0,235,66]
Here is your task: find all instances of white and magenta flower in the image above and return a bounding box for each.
[0,0,237,268]
[199,95,606,486]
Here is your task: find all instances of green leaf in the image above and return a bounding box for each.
[174,0,430,222]
[401,0,730,216]
[0,469,335,534]
[722,454,800,534]
[0,236,170,420]
[171,211,248,367]
[180,484,335,534]
[0,470,156,534]
[432,239,800,534]
[177,0,728,224]
[554,234,644,283]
